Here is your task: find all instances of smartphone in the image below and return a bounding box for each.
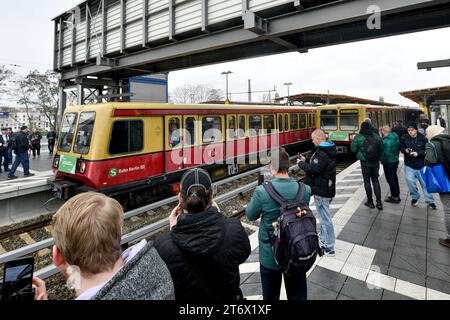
[2,257,35,301]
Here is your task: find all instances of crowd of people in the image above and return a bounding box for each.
[0,126,57,180]
[3,117,447,301]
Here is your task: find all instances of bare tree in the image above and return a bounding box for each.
[0,65,13,94]
[171,84,224,104]
[17,70,59,130]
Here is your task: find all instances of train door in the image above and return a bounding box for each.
[183,115,199,169]
[278,113,286,146]
[263,114,277,156]
[299,113,308,141]
[165,116,183,173]
[284,113,289,146]
[200,115,225,166]
[226,114,238,163]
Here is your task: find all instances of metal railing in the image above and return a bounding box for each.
[1,156,303,280]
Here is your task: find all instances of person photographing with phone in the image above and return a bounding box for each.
[155,168,251,301]
[401,122,436,209]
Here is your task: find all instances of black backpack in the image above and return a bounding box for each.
[263,181,322,274]
[363,135,382,162]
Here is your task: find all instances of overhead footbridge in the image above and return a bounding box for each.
[53,0,450,107]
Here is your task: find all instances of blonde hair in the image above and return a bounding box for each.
[381,126,391,134]
[52,192,124,275]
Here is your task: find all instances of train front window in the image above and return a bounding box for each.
[320,110,338,131]
[74,112,96,154]
[58,113,78,152]
[340,110,359,131]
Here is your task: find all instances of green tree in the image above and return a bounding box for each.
[17,70,59,130]
[0,65,13,94]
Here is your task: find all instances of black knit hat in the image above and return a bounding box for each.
[407,122,418,130]
[180,168,212,197]
[20,126,28,131]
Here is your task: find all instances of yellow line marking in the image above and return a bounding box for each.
[0,243,6,255]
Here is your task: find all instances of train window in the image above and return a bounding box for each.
[263,115,275,134]
[290,114,299,130]
[284,114,289,132]
[299,114,307,129]
[249,115,262,137]
[309,113,317,128]
[74,112,96,154]
[202,116,222,143]
[340,110,359,131]
[278,115,283,132]
[238,115,246,138]
[168,118,181,148]
[58,113,78,152]
[185,117,196,146]
[320,110,338,131]
[228,116,237,139]
[109,120,144,155]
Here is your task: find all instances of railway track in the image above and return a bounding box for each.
[0,156,354,299]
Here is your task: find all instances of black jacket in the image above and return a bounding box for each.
[47,131,57,141]
[154,207,251,301]
[400,133,427,169]
[14,131,30,154]
[0,135,8,152]
[392,125,407,140]
[29,132,42,145]
[298,142,337,198]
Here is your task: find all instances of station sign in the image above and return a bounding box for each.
[0,112,10,118]
[329,132,350,142]
[58,155,77,174]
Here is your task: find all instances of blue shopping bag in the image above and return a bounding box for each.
[421,164,450,193]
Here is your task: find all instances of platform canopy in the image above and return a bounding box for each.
[274,93,398,106]
[400,86,450,106]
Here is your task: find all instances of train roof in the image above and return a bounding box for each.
[315,104,422,110]
[65,102,318,112]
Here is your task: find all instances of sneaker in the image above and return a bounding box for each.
[428,203,437,210]
[7,175,18,180]
[439,239,450,249]
[24,173,35,178]
[411,199,418,206]
[364,202,375,209]
[376,203,383,210]
[386,197,401,204]
[322,247,336,257]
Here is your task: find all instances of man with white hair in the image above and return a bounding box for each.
[298,130,337,256]
[425,126,450,249]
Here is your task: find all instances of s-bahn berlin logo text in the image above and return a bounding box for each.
[109,165,146,178]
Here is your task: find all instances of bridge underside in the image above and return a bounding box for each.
[57,0,450,107]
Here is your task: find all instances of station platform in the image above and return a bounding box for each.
[0,141,57,226]
[240,161,450,300]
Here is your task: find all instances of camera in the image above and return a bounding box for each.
[1,257,35,301]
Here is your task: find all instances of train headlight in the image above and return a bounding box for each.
[79,161,87,174]
[53,156,60,169]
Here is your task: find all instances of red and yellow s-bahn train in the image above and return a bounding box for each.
[52,103,317,206]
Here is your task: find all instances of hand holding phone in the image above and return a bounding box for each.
[2,257,35,301]
[169,202,183,230]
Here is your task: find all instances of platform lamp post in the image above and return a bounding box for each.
[222,71,233,104]
[284,82,293,106]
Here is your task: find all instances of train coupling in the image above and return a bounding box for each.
[52,180,78,201]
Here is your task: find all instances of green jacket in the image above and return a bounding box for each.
[424,140,445,166]
[246,178,311,271]
[381,133,400,165]
[351,133,384,162]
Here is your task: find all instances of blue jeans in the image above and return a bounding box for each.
[404,165,435,204]
[260,265,307,301]
[7,148,12,164]
[9,152,30,176]
[314,196,335,251]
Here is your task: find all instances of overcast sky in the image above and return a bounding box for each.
[1,0,449,106]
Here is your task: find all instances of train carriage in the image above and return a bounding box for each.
[317,104,423,154]
[52,103,317,206]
